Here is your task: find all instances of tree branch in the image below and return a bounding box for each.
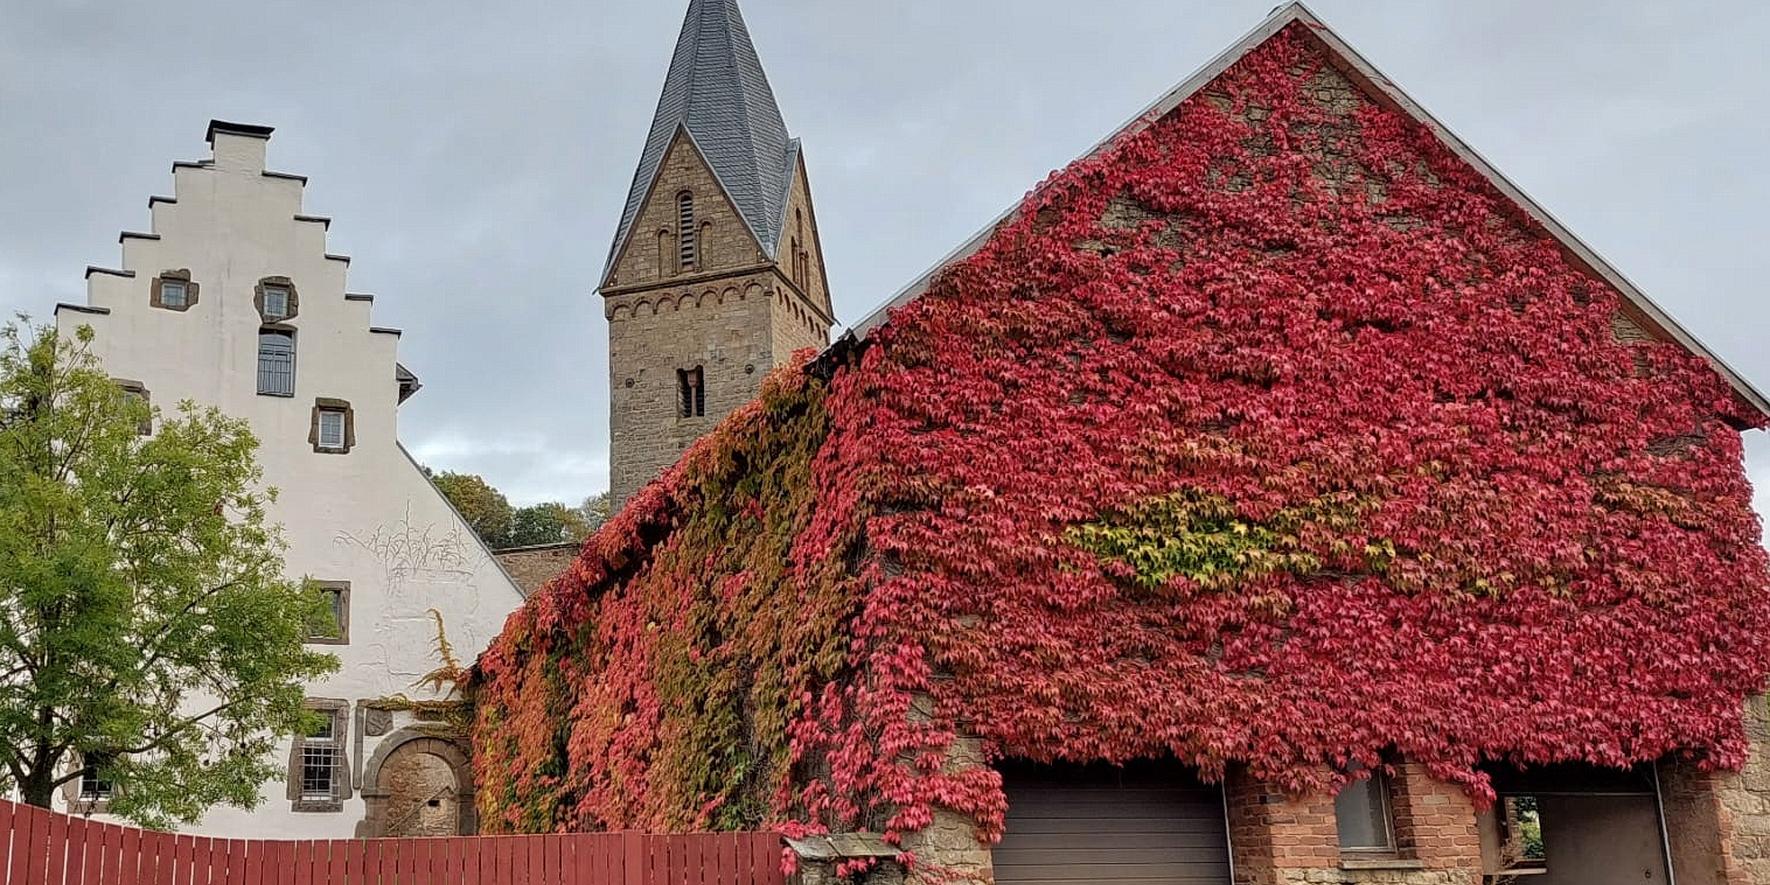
[117,697,252,756]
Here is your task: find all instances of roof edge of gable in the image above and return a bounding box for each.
[822,1,1769,418]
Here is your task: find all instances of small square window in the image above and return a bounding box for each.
[79,764,113,802]
[1335,768,1397,853]
[310,399,353,454]
[152,272,198,311]
[318,409,345,449]
[263,286,291,320]
[305,582,349,644]
[115,380,151,435]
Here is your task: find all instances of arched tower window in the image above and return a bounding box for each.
[794,210,808,285]
[677,192,697,270]
[677,366,705,418]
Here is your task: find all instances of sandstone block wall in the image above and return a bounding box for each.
[492,542,580,596]
[1660,695,1770,885]
[606,276,776,503]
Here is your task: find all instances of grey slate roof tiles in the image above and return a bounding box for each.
[603,0,797,282]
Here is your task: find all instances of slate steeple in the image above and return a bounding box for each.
[603,0,799,282]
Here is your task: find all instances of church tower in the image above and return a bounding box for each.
[601,0,836,505]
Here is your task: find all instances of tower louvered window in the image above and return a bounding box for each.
[795,210,808,286]
[678,192,697,269]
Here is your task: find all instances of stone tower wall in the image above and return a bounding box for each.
[606,273,778,502]
[603,135,833,506]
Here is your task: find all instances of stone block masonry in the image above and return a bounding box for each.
[1661,695,1770,884]
[601,133,833,505]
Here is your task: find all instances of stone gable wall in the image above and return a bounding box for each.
[492,543,579,596]
[607,133,767,290]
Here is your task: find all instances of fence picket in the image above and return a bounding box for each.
[151,829,173,885]
[5,802,34,885]
[335,840,349,885]
[173,835,192,885]
[346,838,366,885]
[84,822,109,885]
[361,839,381,885]
[138,830,164,885]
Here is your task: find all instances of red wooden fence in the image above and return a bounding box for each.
[0,800,787,885]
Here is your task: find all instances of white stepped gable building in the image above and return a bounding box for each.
[54,121,526,839]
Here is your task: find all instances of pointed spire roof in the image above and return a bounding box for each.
[604,0,798,282]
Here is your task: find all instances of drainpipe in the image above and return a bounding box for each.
[1220,783,1237,883]
[1651,764,1677,885]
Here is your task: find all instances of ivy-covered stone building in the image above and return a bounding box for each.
[473,4,1770,885]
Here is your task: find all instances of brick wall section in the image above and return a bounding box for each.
[1386,761,1482,872]
[492,542,580,595]
[1225,765,1481,885]
[1660,694,1770,885]
[1225,768,1337,881]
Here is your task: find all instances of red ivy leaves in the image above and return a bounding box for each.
[473,22,1770,845]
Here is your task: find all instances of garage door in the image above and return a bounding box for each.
[994,760,1232,885]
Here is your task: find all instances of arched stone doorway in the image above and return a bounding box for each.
[358,728,476,837]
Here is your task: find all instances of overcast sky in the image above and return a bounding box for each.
[2,0,1766,525]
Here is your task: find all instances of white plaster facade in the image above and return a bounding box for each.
[52,123,526,838]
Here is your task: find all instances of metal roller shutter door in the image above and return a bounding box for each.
[994,760,1232,885]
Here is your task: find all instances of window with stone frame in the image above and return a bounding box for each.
[115,379,152,435]
[304,581,350,645]
[1335,766,1398,855]
[255,276,300,322]
[257,328,296,397]
[288,699,351,812]
[308,398,355,454]
[61,752,117,815]
[80,764,113,802]
[150,270,199,312]
[677,366,706,418]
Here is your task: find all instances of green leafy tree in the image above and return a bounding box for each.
[432,471,514,548]
[508,502,592,548]
[578,491,613,533]
[0,320,337,826]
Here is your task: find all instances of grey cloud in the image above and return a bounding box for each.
[3,0,1766,518]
